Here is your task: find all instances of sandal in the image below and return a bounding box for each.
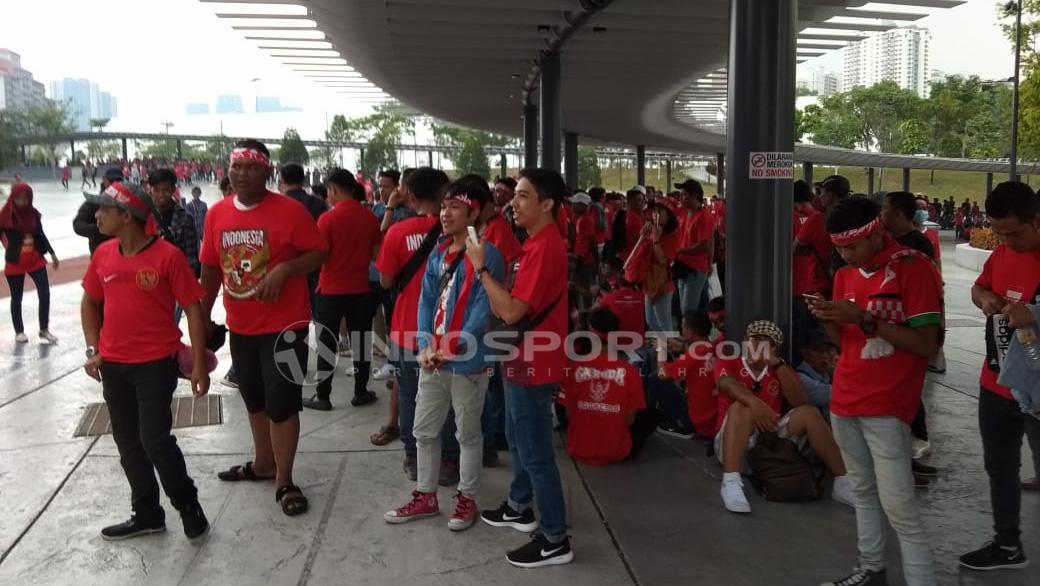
[217,461,274,482]
[370,425,400,446]
[276,484,309,516]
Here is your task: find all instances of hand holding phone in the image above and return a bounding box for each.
[467,226,479,245]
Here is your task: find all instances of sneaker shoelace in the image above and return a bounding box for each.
[453,495,476,519]
[834,569,869,586]
[397,491,431,515]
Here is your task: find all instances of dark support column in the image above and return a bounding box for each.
[540,51,562,171]
[360,147,366,167]
[986,172,994,196]
[121,137,128,161]
[902,167,911,192]
[176,140,183,160]
[802,162,813,184]
[70,140,76,163]
[564,132,578,191]
[867,167,875,196]
[428,150,433,166]
[20,144,27,164]
[636,145,646,186]
[725,0,796,355]
[523,101,538,169]
[716,152,725,197]
[666,159,673,189]
[499,153,508,179]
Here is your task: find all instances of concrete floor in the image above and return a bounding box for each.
[0,184,1037,585]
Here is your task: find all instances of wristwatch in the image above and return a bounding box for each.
[475,266,490,278]
[859,312,878,336]
[85,346,98,358]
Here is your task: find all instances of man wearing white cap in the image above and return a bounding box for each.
[571,192,597,308]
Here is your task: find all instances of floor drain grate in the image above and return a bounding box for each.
[74,395,223,437]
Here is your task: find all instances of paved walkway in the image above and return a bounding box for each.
[0,189,1036,585]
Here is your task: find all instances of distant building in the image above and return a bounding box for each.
[186,102,211,115]
[255,95,302,113]
[841,25,931,97]
[798,66,840,97]
[49,78,118,130]
[0,49,49,111]
[215,95,244,114]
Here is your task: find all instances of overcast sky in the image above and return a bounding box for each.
[0,0,1017,138]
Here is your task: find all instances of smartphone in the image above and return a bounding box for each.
[467,226,479,244]
[802,293,825,303]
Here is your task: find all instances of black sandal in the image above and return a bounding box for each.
[217,461,274,482]
[276,484,309,516]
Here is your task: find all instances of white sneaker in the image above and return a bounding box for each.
[832,476,855,508]
[912,439,931,460]
[39,330,58,344]
[372,363,395,381]
[720,475,751,514]
[15,332,28,343]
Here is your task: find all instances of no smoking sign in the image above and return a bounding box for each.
[749,151,793,180]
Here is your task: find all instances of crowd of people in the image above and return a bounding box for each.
[3,136,1039,583]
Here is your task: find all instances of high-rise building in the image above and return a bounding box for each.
[255,96,301,113]
[215,94,244,114]
[798,66,840,97]
[841,25,931,97]
[185,102,211,115]
[0,49,49,111]
[49,78,118,130]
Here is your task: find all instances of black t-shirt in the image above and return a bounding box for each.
[895,230,936,260]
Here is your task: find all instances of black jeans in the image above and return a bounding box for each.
[6,267,49,333]
[101,358,198,524]
[978,388,1040,547]
[314,291,378,401]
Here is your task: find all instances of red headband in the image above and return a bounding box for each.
[104,183,158,236]
[830,216,881,245]
[444,192,482,211]
[230,147,270,166]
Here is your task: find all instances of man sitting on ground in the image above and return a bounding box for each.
[796,329,837,420]
[653,310,717,439]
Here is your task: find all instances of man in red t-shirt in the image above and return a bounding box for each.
[795,174,849,289]
[571,192,598,308]
[465,167,573,568]
[713,320,850,515]
[653,310,716,438]
[673,179,714,313]
[81,182,211,541]
[375,167,460,482]
[200,140,327,517]
[958,182,1040,572]
[792,180,828,360]
[304,169,382,412]
[596,268,646,336]
[616,188,646,262]
[560,308,646,465]
[808,197,942,586]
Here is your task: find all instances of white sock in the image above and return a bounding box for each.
[723,472,741,484]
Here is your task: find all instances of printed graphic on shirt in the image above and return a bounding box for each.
[136,268,159,290]
[988,284,1040,371]
[573,366,628,414]
[219,228,270,299]
[405,232,425,252]
[20,235,33,255]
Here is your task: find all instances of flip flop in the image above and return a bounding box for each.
[370,425,400,446]
[276,484,309,516]
[217,461,274,482]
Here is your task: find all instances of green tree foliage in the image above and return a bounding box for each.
[279,127,309,164]
[997,2,1040,159]
[0,101,74,168]
[926,75,1012,158]
[577,146,602,188]
[430,122,513,179]
[326,106,412,176]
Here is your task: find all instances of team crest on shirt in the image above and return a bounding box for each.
[589,381,610,402]
[136,268,159,290]
[219,229,271,299]
[766,379,781,396]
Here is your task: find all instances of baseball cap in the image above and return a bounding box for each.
[674,179,704,197]
[630,185,647,196]
[746,320,784,347]
[103,167,125,182]
[86,182,157,222]
[819,175,851,196]
[570,192,592,206]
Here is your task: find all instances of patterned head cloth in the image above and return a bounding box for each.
[746,320,783,347]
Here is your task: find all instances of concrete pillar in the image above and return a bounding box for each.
[636,145,646,186]
[539,51,562,171]
[716,152,725,197]
[69,140,76,163]
[902,167,911,192]
[20,144,27,164]
[666,159,673,190]
[176,140,183,160]
[867,167,875,196]
[428,150,434,167]
[986,172,994,196]
[121,137,129,161]
[802,162,813,185]
[523,101,538,169]
[724,0,796,354]
[564,132,579,191]
[499,153,508,180]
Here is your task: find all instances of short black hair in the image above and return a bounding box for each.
[588,187,606,202]
[219,177,231,192]
[447,174,491,210]
[405,167,450,201]
[379,169,401,185]
[147,168,177,188]
[626,189,643,200]
[280,163,306,185]
[191,186,202,195]
[885,191,917,222]
[793,180,813,203]
[311,183,328,201]
[706,296,725,313]
[588,307,621,334]
[827,196,881,234]
[519,167,566,210]
[683,310,713,337]
[233,139,269,158]
[495,176,517,190]
[986,181,1038,224]
[325,168,361,200]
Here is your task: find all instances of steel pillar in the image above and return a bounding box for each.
[986,172,994,196]
[499,153,508,180]
[636,145,646,186]
[69,140,76,163]
[176,140,183,160]
[666,159,673,189]
[802,162,813,184]
[724,0,796,355]
[716,152,725,197]
[121,137,128,161]
[540,52,562,171]
[867,167,875,195]
[20,144,27,164]
[902,168,911,192]
[564,132,579,191]
[523,101,538,169]
[427,150,433,167]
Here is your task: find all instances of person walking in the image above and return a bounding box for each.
[1,183,60,344]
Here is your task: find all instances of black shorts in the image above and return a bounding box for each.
[229,328,308,422]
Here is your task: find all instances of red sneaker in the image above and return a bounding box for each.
[384,491,439,524]
[1023,477,1040,491]
[448,492,477,532]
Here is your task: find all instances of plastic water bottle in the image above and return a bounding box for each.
[1018,327,1040,364]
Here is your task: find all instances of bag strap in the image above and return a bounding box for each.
[393,222,443,293]
[436,250,466,298]
[526,287,566,330]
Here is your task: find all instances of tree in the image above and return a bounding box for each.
[577,147,601,188]
[279,127,309,164]
[805,93,862,149]
[137,139,179,160]
[205,135,232,163]
[0,102,73,170]
[326,105,413,176]
[896,119,929,155]
[795,104,823,142]
[430,122,513,178]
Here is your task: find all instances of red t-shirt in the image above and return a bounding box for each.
[504,224,569,385]
[83,238,205,363]
[621,209,645,260]
[922,227,941,261]
[375,215,440,350]
[200,192,326,336]
[792,208,830,296]
[676,208,714,272]
[482,215,523,266]
[574,210,598,263]
[560,355,646,465]
[796,212,833,290]
[3,232,46,276]
[975,244,1040,400]
[662,347,717,437]
[713,357,783,435]
[555,205,571,244]
[598,286,646,334]
[831,245,943,423]
[317,198,381,295]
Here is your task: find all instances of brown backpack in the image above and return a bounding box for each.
[746,431,822,502]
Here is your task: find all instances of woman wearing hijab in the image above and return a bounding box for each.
[1,183,59,343]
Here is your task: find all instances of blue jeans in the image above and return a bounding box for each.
[394,347,458,460]
[644,292,674,333]
[646,376,693,432]
[505,381,567,544]
[831,415,936,586]
[677,269,709,313]
[482,364,506,451]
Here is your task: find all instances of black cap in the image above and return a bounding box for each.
[104,167,125,182]
[819,175,851,196]
[674,178,704,197]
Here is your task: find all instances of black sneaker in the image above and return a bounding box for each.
[439,460,460,487]
[480,501,538,533]
[959,541,1029,571]
[820,567,888,585]
[100,516,166,541]
[403,455,417,482]
[911,460,938,477]
[656,422,695,439]
[350,391,378,407]
[180,502,209,539]
[506,532,574,568]
[303,395,333,411]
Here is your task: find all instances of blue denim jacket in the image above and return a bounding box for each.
[997,304,1040,420]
